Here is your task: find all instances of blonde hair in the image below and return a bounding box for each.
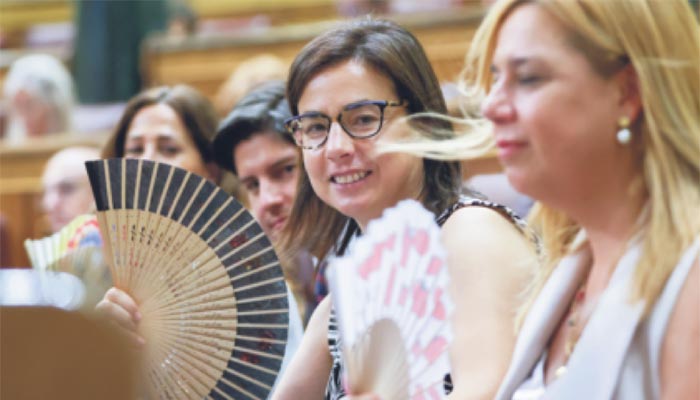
[472,0,699,315]
[381,0,699,317]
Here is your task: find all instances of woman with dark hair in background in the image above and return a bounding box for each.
[96,84,303,398]
[101,84,221,183]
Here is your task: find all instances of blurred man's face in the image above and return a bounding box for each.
[42,149,98,232]
[233,132,300,241]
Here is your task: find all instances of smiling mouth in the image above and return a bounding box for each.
[331,171,371,184]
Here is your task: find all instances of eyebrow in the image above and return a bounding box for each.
[125,133,181,143]
[492,56,545,71]
[240,176,257,185]
[299,98,374,115]
[269,155,298,170]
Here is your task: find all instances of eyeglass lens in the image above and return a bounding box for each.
[292,103,385,148]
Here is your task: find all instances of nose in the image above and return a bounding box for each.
[325,121,354,161]
[138,144,158,162]
[481,82,515,124]
[257,179,284,212]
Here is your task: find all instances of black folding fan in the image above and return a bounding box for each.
[85,158,289,400]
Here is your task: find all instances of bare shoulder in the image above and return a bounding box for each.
[441,206,536,398]
[660,256,699,400]
[441,205,536,276]
[441,204,526,243]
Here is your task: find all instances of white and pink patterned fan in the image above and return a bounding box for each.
[328,200,453,399]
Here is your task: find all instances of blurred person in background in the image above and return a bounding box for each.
[2,53,74,142]
[41,146,100,233]
[335,0,470,16]
[101,84,221,183]
[97,83,303,397]
[335,0,390,16]
[214,54,288,118]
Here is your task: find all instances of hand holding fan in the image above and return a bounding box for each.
[328,199,453,400]
[85,158,289,400]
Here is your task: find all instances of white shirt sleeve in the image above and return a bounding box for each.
[267,286,303,399]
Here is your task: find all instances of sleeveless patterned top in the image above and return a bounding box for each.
[324,195,530,399]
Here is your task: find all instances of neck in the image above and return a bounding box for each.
[354,185,425,233]
[573,189,646,292]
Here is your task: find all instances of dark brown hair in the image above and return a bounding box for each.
[282,18,462,261]
[102,84,219,165]
[212,80,294,174]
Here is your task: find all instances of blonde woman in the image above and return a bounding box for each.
[382,1,699,399]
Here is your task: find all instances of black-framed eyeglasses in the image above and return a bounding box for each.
[285,99,406,150]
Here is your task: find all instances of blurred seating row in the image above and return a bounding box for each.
[143,7,484,100]
[0,3,485,268]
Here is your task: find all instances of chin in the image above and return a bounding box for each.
[502,165,524,187]
[265,229,279,242]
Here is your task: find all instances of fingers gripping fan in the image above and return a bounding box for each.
[85,158,289,400]
[329,200,454,399]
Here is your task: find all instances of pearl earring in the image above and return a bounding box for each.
[616,116,631,145]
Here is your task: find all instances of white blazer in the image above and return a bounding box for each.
[496,236,699,400]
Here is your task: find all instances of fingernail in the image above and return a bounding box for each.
[134,311,142,322]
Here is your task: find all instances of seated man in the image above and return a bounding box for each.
[212,80,318,324]
[42,146,100,232]
[212,80,324,396]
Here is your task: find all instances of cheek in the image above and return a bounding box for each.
[249,198,264,218]
[283,178,298,200]
[384,153,421,178]
[181,152,208,174]
[302,153,324,185]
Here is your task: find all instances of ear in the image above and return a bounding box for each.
[615,64,643,123]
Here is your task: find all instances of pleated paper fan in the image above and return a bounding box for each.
[328,199,453,400]
[24,213,111,308]
[24,214,101,271]
[85,158,289,400]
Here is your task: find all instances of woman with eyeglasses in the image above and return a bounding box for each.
[272,18,538,400]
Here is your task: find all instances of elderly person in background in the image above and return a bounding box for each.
[2,54,75,141]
